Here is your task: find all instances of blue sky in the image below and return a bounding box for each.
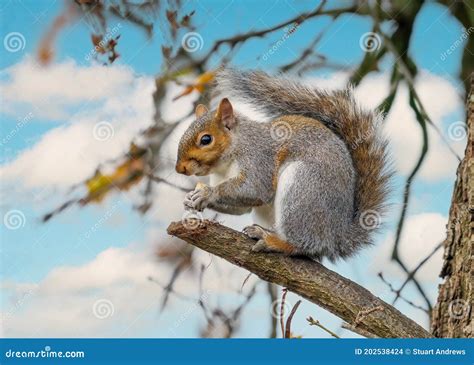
[0,0,469,337]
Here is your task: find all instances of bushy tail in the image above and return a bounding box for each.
[215,68,393,250]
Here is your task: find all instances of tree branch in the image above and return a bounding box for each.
[167,220,432,338]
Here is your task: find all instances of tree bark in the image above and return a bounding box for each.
[431,75,473,338]
[167,220,431,338]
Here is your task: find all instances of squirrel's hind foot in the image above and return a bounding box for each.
[243,224,269,240]
[243,224,295,255]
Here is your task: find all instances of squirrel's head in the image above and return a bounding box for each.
[176,98,237,176]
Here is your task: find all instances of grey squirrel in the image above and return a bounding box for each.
[175,68,392,261]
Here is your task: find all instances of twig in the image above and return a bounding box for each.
[267,283,278,338]
[378,273,429,314]
[375,26,461,160]
[285,300,302,338]
[307,316,340,338]
[198,2,362,65]
[159,257,191,311]
[390,88,433,313]
[240,272,253,292]
[148,275,194,301]
[280,288,288,338]
[392,241,443,305]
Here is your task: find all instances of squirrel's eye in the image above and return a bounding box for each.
[200,134,213,146]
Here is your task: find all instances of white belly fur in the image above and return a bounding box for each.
[273,161,302,238]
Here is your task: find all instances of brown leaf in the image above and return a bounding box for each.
[172,71,215,101]
[166,9,179,37]
[180,10,195,27]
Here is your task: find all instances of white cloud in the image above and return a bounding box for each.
[0,59,155,190]
[372,212,447,284]
[1,241,163,337]
[0,57,136,120]
[355,71,465,181]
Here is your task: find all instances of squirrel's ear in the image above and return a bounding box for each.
[195,104,209,118]
[216,98,236,129]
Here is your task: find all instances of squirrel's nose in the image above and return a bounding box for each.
[176,162,187,175]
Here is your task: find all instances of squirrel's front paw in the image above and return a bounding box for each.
[183,186,212,211]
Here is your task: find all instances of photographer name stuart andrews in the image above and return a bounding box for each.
[411,348,466,355]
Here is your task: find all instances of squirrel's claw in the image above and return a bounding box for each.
[242,224,271,252]
[251,239,270,252]
[243,224,267,240]
[183,187,211,211]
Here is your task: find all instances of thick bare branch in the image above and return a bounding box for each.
[167,220,431,338]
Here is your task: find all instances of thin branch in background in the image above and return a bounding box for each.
[279,288,288,338]
[284,300,302,338]
[278,22,331,73]
[307,316,340,339]
[376,27,461,161]
[197,263,259,338]
[231,282,258,323]
[159,256,192,312]
[378,273,429,314]
[198,1,365,66]
[267,283,278,338]
[197,264,212,323]
[390,87,433,313]
[392,241,444,305]
[240,272,253,292]
[148,275,194,302]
